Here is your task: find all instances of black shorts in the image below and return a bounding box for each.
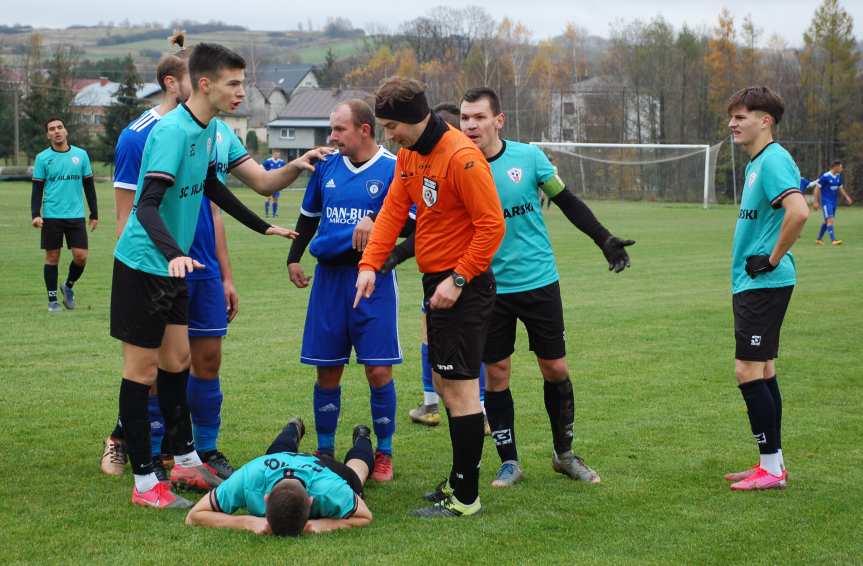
[483,281,566,364]
[733,286,794,361]
[110,258,188,348]
[318,455,364,499]
[423,270,496,380]
[41,218,87,250]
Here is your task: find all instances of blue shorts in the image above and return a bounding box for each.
[822,202,836,220]
[301,264,402,366]
[188,277,228,338]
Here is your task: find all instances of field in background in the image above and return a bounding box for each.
[0,181,860,564]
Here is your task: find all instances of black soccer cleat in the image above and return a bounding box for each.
[423,478,453,503]
[200,450,235,480]
[352,424,372,446]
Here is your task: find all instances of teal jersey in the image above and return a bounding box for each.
[732,142,800,294]
[114,104,216,276]
[213,453,359,519]
[488,140,559,293]
[213,119,250,184]
[32,145,93,218]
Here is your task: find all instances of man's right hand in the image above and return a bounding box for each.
[32,216,43,228]
[246,516,272,536]
[168,256,205,278]
[290,146,336,173]
[812,201,820,210]
[288,263,312,288]
[353,269,376,308]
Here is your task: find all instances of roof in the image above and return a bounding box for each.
[272,88,372,121]
[72,81,162,107]
[252,63,315,95]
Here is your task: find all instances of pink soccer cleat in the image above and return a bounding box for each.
[131,482,193,509]
[724,464,760,482]
[730,467,786,491]
[170,464,223,492]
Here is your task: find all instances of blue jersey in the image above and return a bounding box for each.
[300,147,397,261]
[113,108,161,191]
[187,120,250,281]
[816,171,843,206]
[262,157,286,171]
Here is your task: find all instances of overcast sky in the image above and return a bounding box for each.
[7,1,861,47]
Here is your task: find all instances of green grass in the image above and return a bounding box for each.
[1,181,861,564]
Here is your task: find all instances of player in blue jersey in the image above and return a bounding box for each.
[31,117,97,313]
[287,99,405,482]
[186,417,374,536]
[458,87,634,488]
[262,149,286,218]
[725,86,808,490]
[813,160,853,245]
[111,43,297,509]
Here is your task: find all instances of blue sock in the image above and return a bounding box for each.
[479,363,486,403]
[272,201,279,216]
[818,223,827,239]
[187,374,222,454]
[148,395,165,458]
[370,380,396,455]
[265,200,270,216]
[421,343,434,393]
[827,225,836,241]
[314,383,340,454]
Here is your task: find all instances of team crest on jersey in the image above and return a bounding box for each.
[366,180,384,199]
[422,177,438,207]
[747,172,757,188]
[71,156,80,165]
[507,167,523,183]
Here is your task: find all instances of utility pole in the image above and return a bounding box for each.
[13,87,20,165]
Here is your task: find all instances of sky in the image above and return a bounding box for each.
[6,1,862,47]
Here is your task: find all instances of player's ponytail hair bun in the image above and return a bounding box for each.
[156,31,189,91]
[169,30,186,51]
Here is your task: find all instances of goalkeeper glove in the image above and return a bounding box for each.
[600,236,635,273]
[745,255,776,278]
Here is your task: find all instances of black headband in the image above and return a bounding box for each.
[375,91,430,124]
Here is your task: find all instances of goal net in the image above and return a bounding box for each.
[531,142,725,208]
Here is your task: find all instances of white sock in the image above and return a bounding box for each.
[134,473,159,493]
[174,450,203,468]
[759,453,782,476]
[777,449,785,470]
[481,401,485,413]
[423,391,439,406]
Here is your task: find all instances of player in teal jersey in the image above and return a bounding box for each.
[457,87,634,488]
[111,42,297,509]
[186,417,374,536]
[724,87,808,491]
[31,117,97,313]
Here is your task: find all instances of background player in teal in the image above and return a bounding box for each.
[31,117,97,313]
[459,87,634,488]
[111,42,297,509]
[813,160,853,245]
[186,417,374,536]
[725,86,809,491]
[287,99,401,482]
[262,149,286,218]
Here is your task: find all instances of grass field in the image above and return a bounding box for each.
[1,181,861,564]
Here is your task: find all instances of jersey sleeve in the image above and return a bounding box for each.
[32,153,45,181]
[113,131,142,190]
[143,124,183,184]
[81,150,93,177]
[764,152,801,209]
[227,130,251,171]
[533,147,564,198]
[299,158,325,217]
[358,157,413,271]
[213,465,248,514]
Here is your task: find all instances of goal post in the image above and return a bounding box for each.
[531,141,724,209]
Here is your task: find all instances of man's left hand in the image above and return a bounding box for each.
[429,275,462,310]
[745,255,777,278]
[88,218,98,231]
[352,216,374,251]
[223,279,239,322]
[601,236,635,273]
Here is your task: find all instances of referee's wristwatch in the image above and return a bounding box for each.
[451,272,466,288]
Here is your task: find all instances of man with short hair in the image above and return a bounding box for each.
[724,86,808,491]
[185,418,373,536]
[31,118,97,313]
[459,87,634,487]
[262,149,286,218]
[356,76,505,517]
[112,42,296,508]
[813,159,853,245]
[287,99,402,482]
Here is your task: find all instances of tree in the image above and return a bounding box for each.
[98,55,144,163]
[246,130,259,154]
[704,8,739,137]
[738,14,763,85]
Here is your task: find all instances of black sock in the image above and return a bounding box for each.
[764,375,782,450]
[485,389,518,462]
[119,379,153,476]
[739,380,778,455]
[448,412,485,505]
[544,377,575,455]
[267,421,302,455]
[65,261,85,288]
[345,435,374,472]
[111,413,124,440]
[44,264,58,303]
[156,368,195,457]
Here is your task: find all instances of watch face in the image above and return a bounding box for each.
[452,273,466,287]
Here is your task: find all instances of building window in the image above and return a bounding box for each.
[562,129,574,140]
[280,128,296,140]
[563,102,575,115]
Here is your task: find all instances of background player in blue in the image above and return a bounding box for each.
[813,160,854,245]
[31,117,97,313]
[725,86,808,491]
[111,42,297,509]
[460,87,634,488]
[262,149,286,218]
[186,417,374,536]
[287,99,403,482]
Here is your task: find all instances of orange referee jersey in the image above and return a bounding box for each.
[359,126,504,282]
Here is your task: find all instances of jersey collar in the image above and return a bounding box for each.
[342,145,387,174]
[409,112,448,156]
[181,103,208,129]
[750,141,775,162]
[486,139,507,163]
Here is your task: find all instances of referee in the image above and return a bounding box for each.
[355,76,505,517]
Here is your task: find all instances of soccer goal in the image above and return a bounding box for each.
[531,142,725,208]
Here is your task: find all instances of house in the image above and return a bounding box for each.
[267,88,372,159]
[246,64,319,141]
[219,99,250,147]
[72,78,161,135]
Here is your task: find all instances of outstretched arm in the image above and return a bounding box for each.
[186,491,271,535]
[203,173,296,239]
[232,147,335,196]
[303,498,373,534]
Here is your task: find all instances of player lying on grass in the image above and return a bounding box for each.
[185,418,373,535]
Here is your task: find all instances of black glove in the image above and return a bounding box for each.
[745,255,776,278]
[600,236,635,273]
